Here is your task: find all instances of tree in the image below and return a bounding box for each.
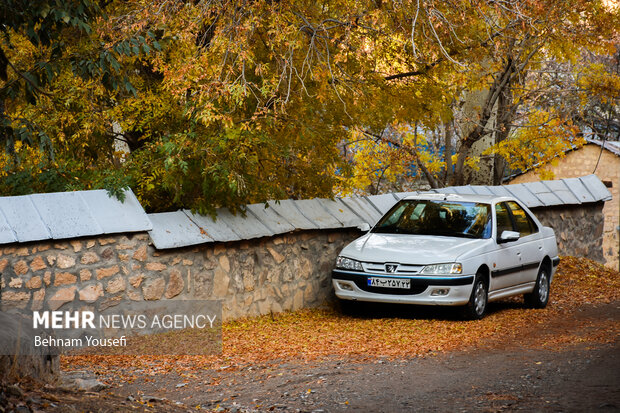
[339,0,619,192]
[0,0,166,200]
[1,0,618,212]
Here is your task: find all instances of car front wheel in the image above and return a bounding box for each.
[525,266,550,309]
[463,275,488,320]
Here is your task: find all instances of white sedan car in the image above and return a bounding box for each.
[332,193,560,319]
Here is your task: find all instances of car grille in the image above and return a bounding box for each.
[362,262,424,274]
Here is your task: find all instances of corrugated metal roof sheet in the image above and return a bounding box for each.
[1,175,610,249]
[487,185,514,198]
[522,181,563,206]
[184,210,241,242]
[80,190,152,234]
[562,177,597,203]
[440,186,476,195]
[580,174,612,201]
[294,199,343,229]
[503,183,543,208]
[148,211,212,249]
[339,196,383,225]
[30,192,103,239]
[0,195,50,242]
[316,199,365,228]
[365,194,399,215]
[212,208,274,240]
[144,174,608,249]
[266,200,318,230]
[470,185,495,196]
[245,203,296,234]
[0,189,151,246]
[0,210,17,244]
[541,180,580,205]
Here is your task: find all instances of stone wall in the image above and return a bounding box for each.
[0,229,360,320]
[532,202,606,263]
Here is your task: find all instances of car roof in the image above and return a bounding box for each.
[402,192,513,204]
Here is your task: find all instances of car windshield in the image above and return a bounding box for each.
[372,199,492,239]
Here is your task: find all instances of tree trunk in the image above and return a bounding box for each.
[452,58,515,186]
[443,123,453,187]
[493,79,514,185]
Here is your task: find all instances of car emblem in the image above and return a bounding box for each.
[385,264,398,273]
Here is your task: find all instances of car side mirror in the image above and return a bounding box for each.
[358,222,371,232]
[498,230,520,243]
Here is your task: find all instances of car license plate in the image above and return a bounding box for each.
[367,277,411,289]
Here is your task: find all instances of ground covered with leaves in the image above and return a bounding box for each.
[6,256,616,412]
[65,256,619,373]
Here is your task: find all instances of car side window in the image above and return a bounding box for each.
[495,202,513,236]
[507,201,538,236]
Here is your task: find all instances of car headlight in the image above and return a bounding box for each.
[335,256,364,271]
[420,263,463,275]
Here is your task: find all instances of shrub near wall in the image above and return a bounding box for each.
[0,229,360,320]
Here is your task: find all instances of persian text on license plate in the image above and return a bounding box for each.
[367,277,411,289]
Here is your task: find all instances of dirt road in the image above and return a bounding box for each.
[104,302,619,412]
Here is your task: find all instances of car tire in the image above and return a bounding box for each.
[463,274,488,320]
[524,266,550,309]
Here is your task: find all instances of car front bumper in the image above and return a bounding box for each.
[332,269,475,306]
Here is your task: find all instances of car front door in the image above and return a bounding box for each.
[506,201,544,284]
[490,202,523,291]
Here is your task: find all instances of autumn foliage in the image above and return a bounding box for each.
[1,1,619,211]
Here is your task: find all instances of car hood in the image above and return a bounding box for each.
[340,232,487,264]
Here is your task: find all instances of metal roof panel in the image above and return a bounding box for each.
[454,186,477,195]
[365,194,400,215]
[339,197,383,225]
[521,181,563,206]
[293,199,343,229]
[148,212,212,249]
[245,203,295,235]
[470,185,495,196]
[580,174,612,201]
[316,199,364,228]
[0,209,17,244]
[214,208,274,239]
[30,192,103,239]
[79,190,152,234]
[266,200,318,230]
[0,196,50,243]
[503,183,543,208]
[487,185,514,198]
[541,180,581,204]
[562,177,596,203]
[184,211,242,242]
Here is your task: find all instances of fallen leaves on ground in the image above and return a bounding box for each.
[64,256,619,380]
